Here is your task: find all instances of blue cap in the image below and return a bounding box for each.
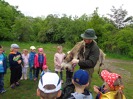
[73,69,89,85]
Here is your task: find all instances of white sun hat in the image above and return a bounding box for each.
[30,46,36,50]
[38,72,61,93]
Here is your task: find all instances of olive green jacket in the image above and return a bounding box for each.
[78,41,100,69]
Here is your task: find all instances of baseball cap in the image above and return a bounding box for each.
[101,70,121,89]
[11,44,19,49]
[38,72,61,93]
[30,46,36,50]
[73,69,89,85]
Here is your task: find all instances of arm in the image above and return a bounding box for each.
[43,54,47,66]
[54,54,59,66]
[34,54,37,68]
[3,54,7,74]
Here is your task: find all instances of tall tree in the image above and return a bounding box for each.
[107,5,133,29]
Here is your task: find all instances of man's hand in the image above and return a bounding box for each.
[72,59,79,64]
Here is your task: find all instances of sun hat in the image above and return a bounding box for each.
[11,44,19,49]
[30,46,36,50]
[81,29,97,39]
[101,70,121,89]
[38,72,61,93]
[73,69,89,85]
[38,48,43,52]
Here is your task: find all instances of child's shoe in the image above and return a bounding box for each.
[34,78,37,81]
[24,77,27,80]
[15,82,20,86]
[0,90,6,94]
[61,80,63,84]
[20,77,23,80]
[10,84,15,89]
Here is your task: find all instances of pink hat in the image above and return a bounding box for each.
[38,48,43,52]
[101,70,121,89]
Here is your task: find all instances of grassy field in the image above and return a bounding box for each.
[0,41,132,99]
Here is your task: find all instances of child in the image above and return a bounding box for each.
[29,46,36,80]
[93,69,126,99]
[40,65,50,77]
[0,45,7,93]
[9,44,22,89]
[37,72,62,99]
[54,45,65,83]
[34,48,47,80]
[21,49,29,80]
[67,69,93,99]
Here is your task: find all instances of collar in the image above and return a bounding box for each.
[85,41,94,49]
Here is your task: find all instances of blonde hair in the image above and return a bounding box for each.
[39,85,59,99]
[73,81,86,89]
[57,45,63,53]
[57,45,62,49]
[22,49,28,54]
[113,77,125,99]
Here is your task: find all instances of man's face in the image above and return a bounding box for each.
[83,39,93,44]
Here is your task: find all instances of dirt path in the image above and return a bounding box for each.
[104,58,133,64]
[95,58,132,83]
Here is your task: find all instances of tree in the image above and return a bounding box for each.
[0,0,24,40]
[12,17,34,42]
[107,5,133,29]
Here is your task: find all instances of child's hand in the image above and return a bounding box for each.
[17,60,22,64]
[93,85,100,93]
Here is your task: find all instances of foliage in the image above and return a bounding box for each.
[1,0,133,57]
[0,42,132,99]
[107,5,133,29]
[0,0,23,40]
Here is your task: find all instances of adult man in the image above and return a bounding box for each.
[72,29,100,87]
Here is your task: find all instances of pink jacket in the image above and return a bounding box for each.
[34,54,47,68]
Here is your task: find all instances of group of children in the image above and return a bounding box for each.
[0,44,65,93]
[0,44,126,99]
[37,69,126,99]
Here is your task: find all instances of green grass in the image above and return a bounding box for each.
[106,52,133,60]
[0,41,132,99]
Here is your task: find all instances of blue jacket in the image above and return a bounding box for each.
[0,53,7,74]
[9,51,22,68]
[28,52,36,67]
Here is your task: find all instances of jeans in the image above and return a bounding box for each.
[29,67,35,80]
[0,73,4,92]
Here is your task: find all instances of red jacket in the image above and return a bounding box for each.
[34,53,47,68]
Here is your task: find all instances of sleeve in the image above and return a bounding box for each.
[78,46,100,68]
[34,54,37,68]
[3,54,7,74]
[43,54,47,66]
[54,53,59,66]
